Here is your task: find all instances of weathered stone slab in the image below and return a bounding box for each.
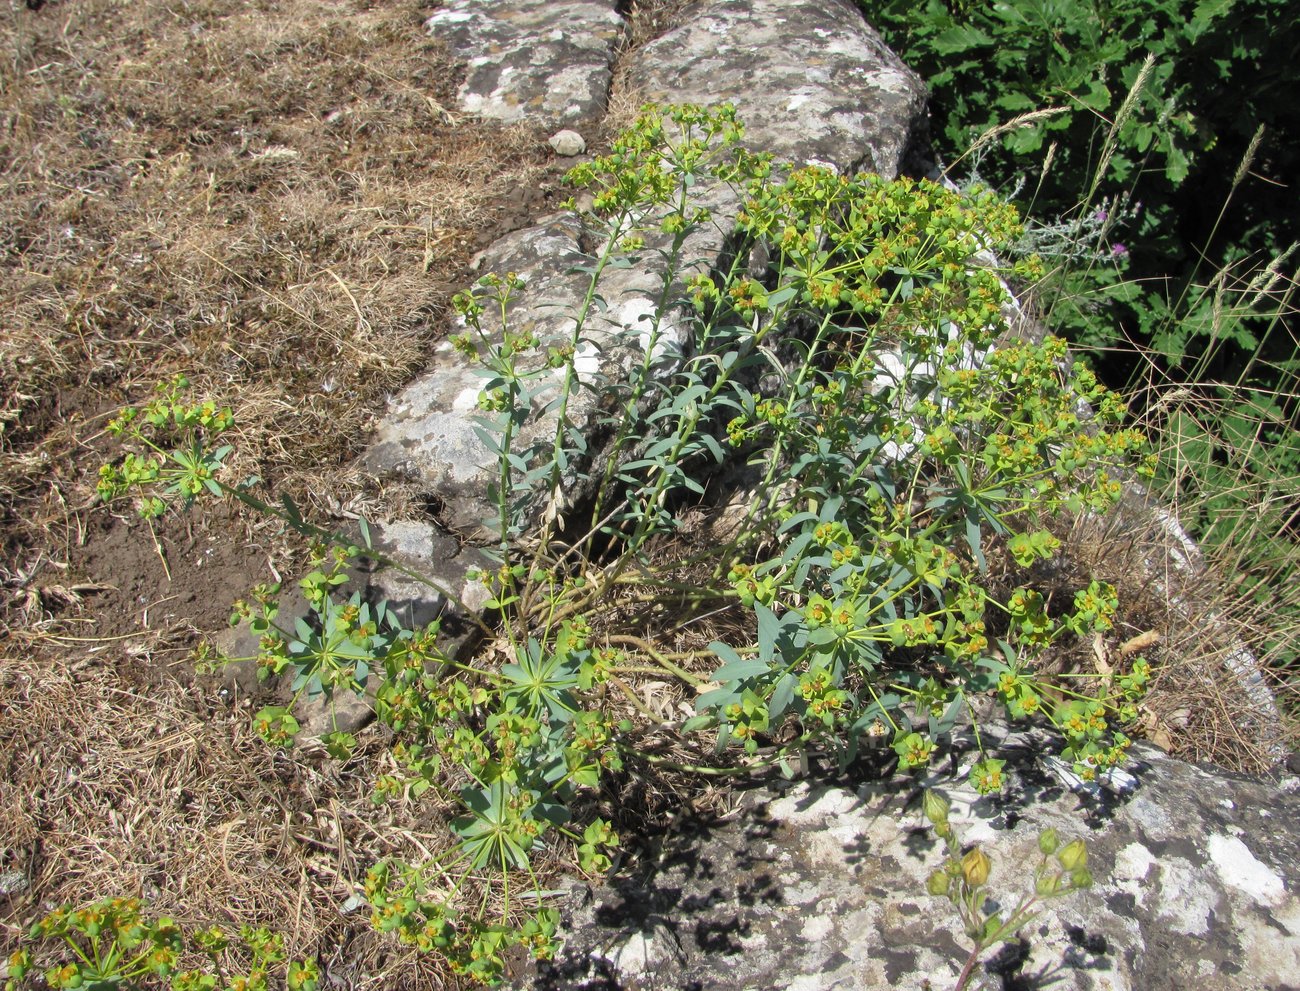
[367,0,931,540]
[524,729,1300,991]
[621,0,929,175]
[427,0,625,126]
[361,518,494,656]
[362,188,739,541]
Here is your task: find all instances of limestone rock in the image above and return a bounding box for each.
[522,731,1300,990]
[360,518,493,661]
[208,580,316,698]
[362,201,731,540]
[297,678,377,740]
[621,0,929,176]
[427,0,625,126]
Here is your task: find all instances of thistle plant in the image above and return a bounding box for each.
[93,104,1158,984]
[921,791,1093,991]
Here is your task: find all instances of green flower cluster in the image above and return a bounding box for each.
[364,862,560,986]
[921,792,1092,990]
[679,140,1153,790]
[6,898,316,991]
[96,375,235,518]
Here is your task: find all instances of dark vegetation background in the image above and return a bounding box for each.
[858,0,1300,688]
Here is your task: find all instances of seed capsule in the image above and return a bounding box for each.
[961,847,992,887]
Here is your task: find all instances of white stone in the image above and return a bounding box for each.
[799,915,833,941]
[548,129,587,156]
[608,932,657,976]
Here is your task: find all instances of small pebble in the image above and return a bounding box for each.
[0,870,28,896]
[548,129,586,157]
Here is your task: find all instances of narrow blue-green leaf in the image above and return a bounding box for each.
[929,690,964,739]
[755,602,779,663]
[681,713,716,734]
[697,432,725,463]
[712,657,771,682]
[769,672,796,720]
[965,511,987,572]
[471,424,504,457]
[778,510,819,534]
[767,285,798,308]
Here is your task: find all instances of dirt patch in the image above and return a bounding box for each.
[481,169,579,244]
[66,505,275,642]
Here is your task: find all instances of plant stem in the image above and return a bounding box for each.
[615,742,773,776]
[607,633,705,686]
[952,943,985,991]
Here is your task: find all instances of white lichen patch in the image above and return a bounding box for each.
[799,915,833,941]
[867,68,920,95]
[1240,906,1300,983]
[1111,842,1157,908]
[604,931,658,978]
[452,385,481,412]
[1125,792,1176,838]
[1207,833,1286,905]
[618,298,683,364]
[1155,857,1218,936]
[572,340,601,380]
[768,783,860,826]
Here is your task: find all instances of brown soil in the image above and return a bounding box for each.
[67,506,270,640]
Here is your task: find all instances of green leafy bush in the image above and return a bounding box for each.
[95,105,1154,985]
[854,0,1298,406]
[857,0,1300,692]
[857,0,1298,273]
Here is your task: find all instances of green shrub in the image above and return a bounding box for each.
[96,105,1150,985]
[856,0,1298,278]
[857,0,1300,692]
[855,0,1298,398]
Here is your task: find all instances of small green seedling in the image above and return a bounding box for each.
[922,791,1093,991]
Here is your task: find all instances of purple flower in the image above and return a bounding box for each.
[1093,209,1108,223]
[1111,243,1128,258]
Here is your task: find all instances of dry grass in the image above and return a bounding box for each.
[1048,492,1299,773]
[0,641,471,987]
[0,0,556,983]
[0,0,552,552]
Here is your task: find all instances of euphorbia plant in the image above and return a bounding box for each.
[5,898,318,991]
[95,104,1154,984]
